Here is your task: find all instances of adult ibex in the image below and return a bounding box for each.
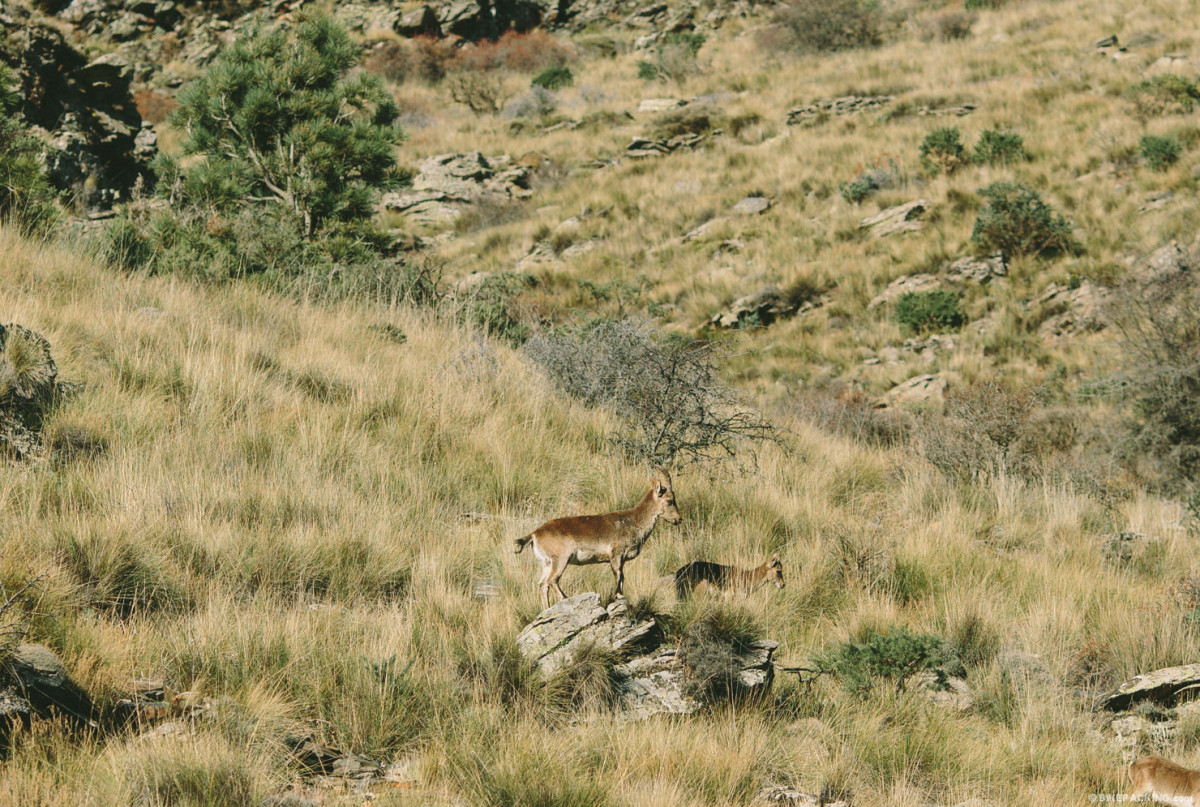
[1129,755,1200,806]
[673,554,785,598]
[514,468,682,609]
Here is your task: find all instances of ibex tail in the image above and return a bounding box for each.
[514,534,533,554]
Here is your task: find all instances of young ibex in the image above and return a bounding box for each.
[1129,755,1200,806]
[673,554,785,598]
[514,468,682,609]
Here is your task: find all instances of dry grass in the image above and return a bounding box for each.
[5,0,1200,800]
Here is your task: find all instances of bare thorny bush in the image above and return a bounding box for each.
[0,575,44,661]
[524,318,785,471]
[1108,266,1200,492]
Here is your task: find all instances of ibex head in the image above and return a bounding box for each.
[652,468,682,525]
[766,553,785,588]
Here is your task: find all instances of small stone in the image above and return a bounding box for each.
[638,98,688,112]
[859,200,929,237]
[875,374,948,409]
[732,196,772,215]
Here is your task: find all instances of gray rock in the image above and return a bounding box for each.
[638,97,688,112]
[732,196,772,215]
[2,644,96,728]
[759,786,849,806]
[905,670,975,711]
[946,254,1006,284]
[517,593,659,676]
[867,273,941,309]
[0,323,59,461]
[1099,663,1200,711]
[859,200,929,237]
[710,286,816,329]
[875,374,948,409]
[786,95,892,126]
[1031,280,1109,339]
[682,216,730,242]
[517,593,776,718]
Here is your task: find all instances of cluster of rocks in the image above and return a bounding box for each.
[786,95,893,126]
[381,151,537,225]
[1029,279,1109,340]
[874,373,949,409]
[1098,663,1200,757]
[0,2,155,208]
[868,254,1005,310]
[862,334,957,367]
[626,131,709,158]
[0,323,63,461]
[710,286,824,330]
[516,593,777,719]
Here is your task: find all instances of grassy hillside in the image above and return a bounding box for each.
[4,0,1200,803]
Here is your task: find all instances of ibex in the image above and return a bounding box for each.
[673,554,785,598]
[1129,755,1200,806]
[514,468,681,609]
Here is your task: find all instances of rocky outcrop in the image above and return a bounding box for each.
[710,286,821,329]
[626,132,708,158]
[0,2,153,207]
[1031,280,1109,339]
[0,323,60,461]
[859,199,929,238]
[875,374,948,409]
[868,273,942,309]
[0,643,97,750]
[946,254,1006,284]
[517,593,777,718]
[759,786,849,806]
[786,95,892,126]
[381,152,534,223]
[1099,664,1200,711]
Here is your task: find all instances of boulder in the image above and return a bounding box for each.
[1031,280,1109,339]
[0,643,96,741]
[1136,240,1193,284]
[732,196,772,215]
[946,254,1006,285]
[710,286,813,329]
[859,200,929,238]
[875,374,948,409]
[517,593,777,718]
[383,152,533,224]
[905,670,975,710]
[868,273,941,309]
[1099,664,1200,711]
[759,786,849,806]
[638,98,688,112]
[0,323,59,461]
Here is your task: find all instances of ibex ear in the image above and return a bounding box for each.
[770,553,781,567]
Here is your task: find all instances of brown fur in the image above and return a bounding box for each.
[515,468,681,609]
[1129,755,1200,806]
[673,555,785,598]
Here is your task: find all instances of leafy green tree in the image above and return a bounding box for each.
[160,15,405,237]
[0,63,57,234]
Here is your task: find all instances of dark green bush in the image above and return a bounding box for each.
[815,626,963,696]
[1127,75,1200,117]
[919,127,968,175]
[970,182,1074,261]
[963,0,1003,9]
[762,0,883,54]
[0,64,58,234]
[531,64,573,90]
[973,129,1025,166]
[459,272,535,346]
[1140,134,1182,171]
[895,290,965,333]
[839,177,875,204]
[162,14,405,237]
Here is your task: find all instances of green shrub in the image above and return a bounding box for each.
[1127,75,1200,117]
[970,182,1074,261]
[163,14,405,237]
[839,177,875,204]
[1140,134,1182,171]
[963,0,1003,9]
[531,64,573,89]
[762,0,883,54]
[815,626,964,696]
[919,127,968,175]
[973,129,1026,166]
[459,272,535,346]
[895,290,965,333]
[0,64,58,234]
